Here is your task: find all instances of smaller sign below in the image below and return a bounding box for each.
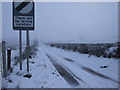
[14,16,33,27]
[14,16,34,30]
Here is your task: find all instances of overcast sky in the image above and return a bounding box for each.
[2,2,118,47]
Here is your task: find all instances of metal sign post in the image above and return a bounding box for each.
[13,0,34,72]
[26,31,30,72]
[19,30,22,70]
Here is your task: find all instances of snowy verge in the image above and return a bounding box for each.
[4,46,70,88]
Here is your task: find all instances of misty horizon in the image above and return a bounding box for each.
[2,2,118,47]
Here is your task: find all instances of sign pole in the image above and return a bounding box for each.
[13,0,34,72]
[19,30,22,70]
[26,30,30,72]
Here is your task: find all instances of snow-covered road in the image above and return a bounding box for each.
[5,44,119,88]
[41,45,119,88]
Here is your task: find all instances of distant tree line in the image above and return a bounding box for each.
[49,42,120,59]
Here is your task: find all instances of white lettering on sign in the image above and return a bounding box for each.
[14,16,33,27]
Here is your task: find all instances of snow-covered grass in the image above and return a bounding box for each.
[3,43,119,88]
[5,45,70,88]
[105,46,118,57]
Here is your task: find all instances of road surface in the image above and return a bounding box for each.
[6,44,119,88]
[39,45,119,88]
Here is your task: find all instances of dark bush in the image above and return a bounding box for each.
[77,44,89,54]
[50,43,120,58]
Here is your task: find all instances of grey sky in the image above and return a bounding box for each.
[2,2,118,46]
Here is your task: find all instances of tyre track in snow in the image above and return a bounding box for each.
[45,53,80,87]
[42,46,91,87]
[44,46,119,86]
[44,45,119,84]
[64,58,120,84]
